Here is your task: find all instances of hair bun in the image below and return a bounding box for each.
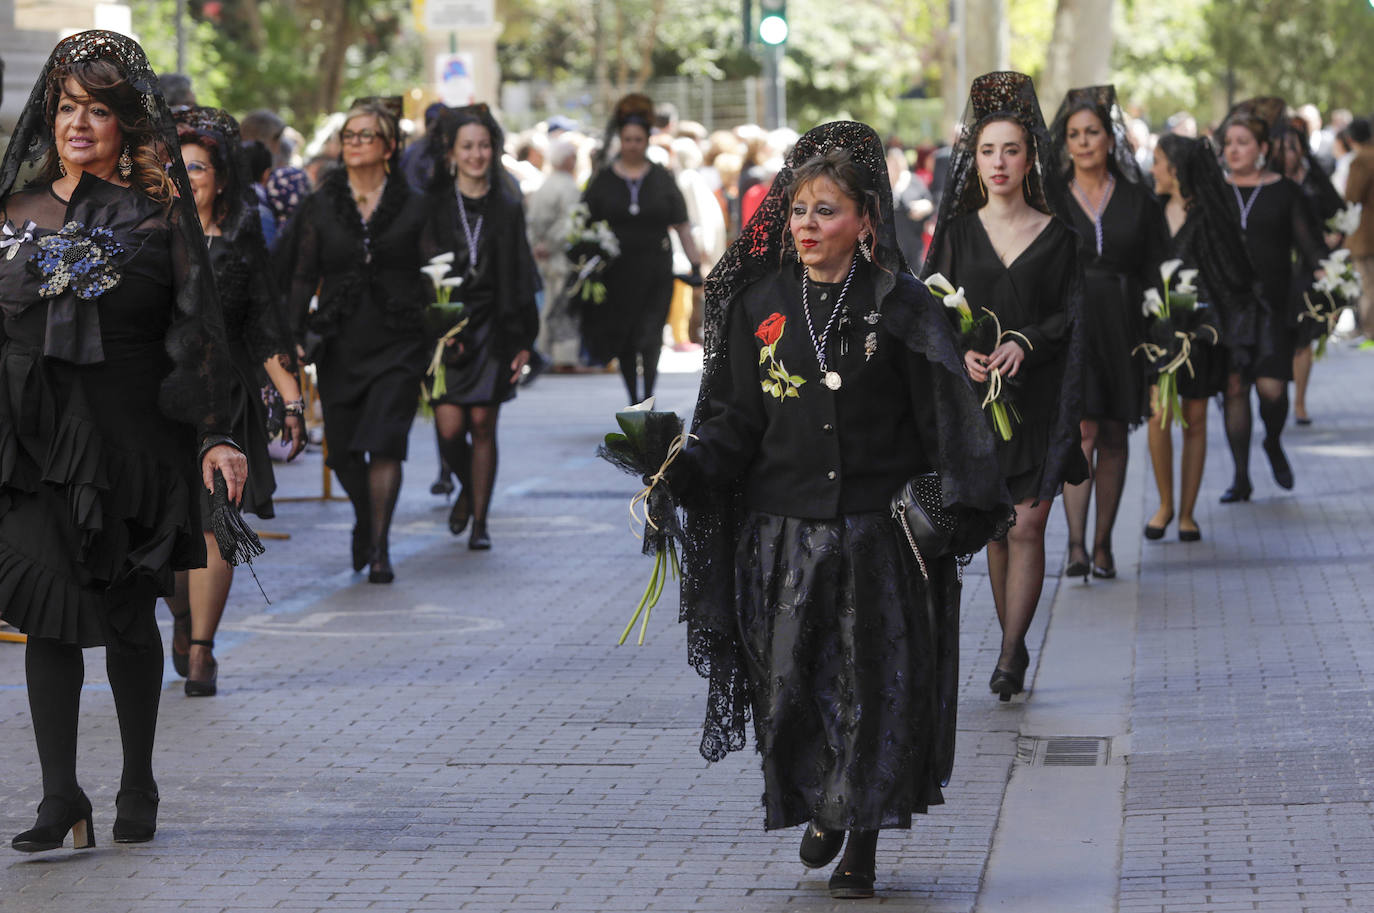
[614,93,655,127]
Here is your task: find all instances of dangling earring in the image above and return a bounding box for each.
[977,172,987,199]
[384,158,392,175]
[118,145,133,181]
[1256,153,1267,170]
[58,159,67,177]
[1023,173,1032,196]
[857,235,873,262]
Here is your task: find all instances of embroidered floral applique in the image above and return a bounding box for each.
[31,221,124,300]
[755,312,807,400]
[1,219,36,261]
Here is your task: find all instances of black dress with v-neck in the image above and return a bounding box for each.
[1063,178,1168,425]
[931,212,1080,502]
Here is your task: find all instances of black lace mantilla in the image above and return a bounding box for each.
[684,120,1013,763]
[0,30,232,436]
[1047,84,1147,188]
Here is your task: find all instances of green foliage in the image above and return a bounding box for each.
[128,0,424,132]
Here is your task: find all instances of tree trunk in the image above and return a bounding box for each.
[633,0,667,89]
[1041,0,1115,118]
[314,1,354,121]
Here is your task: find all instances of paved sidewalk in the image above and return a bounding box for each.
[0,342,1372,912]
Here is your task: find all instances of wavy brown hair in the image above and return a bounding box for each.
[40,57,175,206]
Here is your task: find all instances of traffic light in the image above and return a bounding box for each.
[758,0,788,45]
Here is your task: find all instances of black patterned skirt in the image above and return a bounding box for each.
[733,510,961,831]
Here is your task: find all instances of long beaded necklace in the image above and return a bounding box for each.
[622,172,645,216]
[801,255,858,391]
[456,189,485,270]
[1071,175,1115,256]
[1229,179,1263,231]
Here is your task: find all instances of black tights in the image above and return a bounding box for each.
[332,453,403,556]
[617,345,659,405]
[25,591,162,799]
[434,403,500,532]
[1062,418,1128,566]
[1223,373,1288,487]
[986,499,1053,670]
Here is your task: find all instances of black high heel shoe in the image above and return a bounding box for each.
[350,523,370,573]
[1091,546,1116,580]
[12,792,95,853]
[368,545,395,583]
[112,786,159,844]
[468,523,492,551]
[1064,542,1090,581]
[989,665,1025,701]
[1220,480,1252,503]
[448,490,471,536]
[1263,436,1294,490]
[799,822,845,869]
[185,638,218,697]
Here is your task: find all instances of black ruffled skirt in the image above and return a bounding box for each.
[0,343,202,647]
[734,510,961,832]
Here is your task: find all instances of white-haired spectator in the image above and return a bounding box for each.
[526,137,584,367]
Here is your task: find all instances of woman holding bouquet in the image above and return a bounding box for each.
[425,104,538,550]
[280,99,430,582]
[582,93,703,403]
[923,72,1087,701]
[1049,85,1167,579]
[1145,135,1257,542]
[1215,100,1326,501]
[665,121,1012,899]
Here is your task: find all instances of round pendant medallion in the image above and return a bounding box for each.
[824,371,842,391]
[629,203,641,216]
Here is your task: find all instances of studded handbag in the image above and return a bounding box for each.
[890,473,959,582]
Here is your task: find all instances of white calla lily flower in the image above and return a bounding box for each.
[441,277,465,289]
[943,286,967,311]
[1142,287,1164,318]
[429,251,456,265]
[924,272,956,297]
[421,263,451,291]
[1160,259,1183,285]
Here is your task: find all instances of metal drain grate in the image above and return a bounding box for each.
[1017,736,1111,767]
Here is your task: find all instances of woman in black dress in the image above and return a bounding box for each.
[667,122,1011,900]
[582,93,703,403]
[1280,118,1346,426]
[1144,135,1257,542]
[281,99,430,582]
[1215,100,1326,501]
[924,72,1086,700]
[425,104,538,551]
[165,107,307,696]
[0,31,246,851]
[1050,85,1168,579]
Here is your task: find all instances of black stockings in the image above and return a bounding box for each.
[26,593,162,799]
[1062,418,1128,567]
[332,453,404,555]
[435,403,500,533]
[1223,373,1288,487]
[985,500,1052,670]
[838,829,879,875]
[617,345,659,405]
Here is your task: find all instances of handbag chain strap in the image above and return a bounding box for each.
[893,502,931,583]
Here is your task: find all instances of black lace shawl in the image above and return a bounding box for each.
[1156,135,1261,365]
[922,72,1087,504]
[684,120,1013,762]
[173,105,290,367]
[0,30,232,435]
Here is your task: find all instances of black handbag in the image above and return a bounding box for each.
[890,472,959,582]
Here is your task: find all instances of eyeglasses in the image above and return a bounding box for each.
[340,129,380,145]
[185,161,214,174]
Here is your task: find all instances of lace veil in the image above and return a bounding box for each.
[683,121,1010,762]
[0,30,231,434]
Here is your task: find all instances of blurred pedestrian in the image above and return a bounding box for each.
[165,106,307,697]
[924,71,1087,700]
[582,93,702,402]
[667,122,1012,900]
[279,99,430,583]
[1145,135,1257,543]
[0,30,245,851]
[528,137,583,367]
[425,104,538,551]
[1050,85,1168,580]
[1215,99,1326,500]
[886,145,933,269]
[1344,118,1374,338]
